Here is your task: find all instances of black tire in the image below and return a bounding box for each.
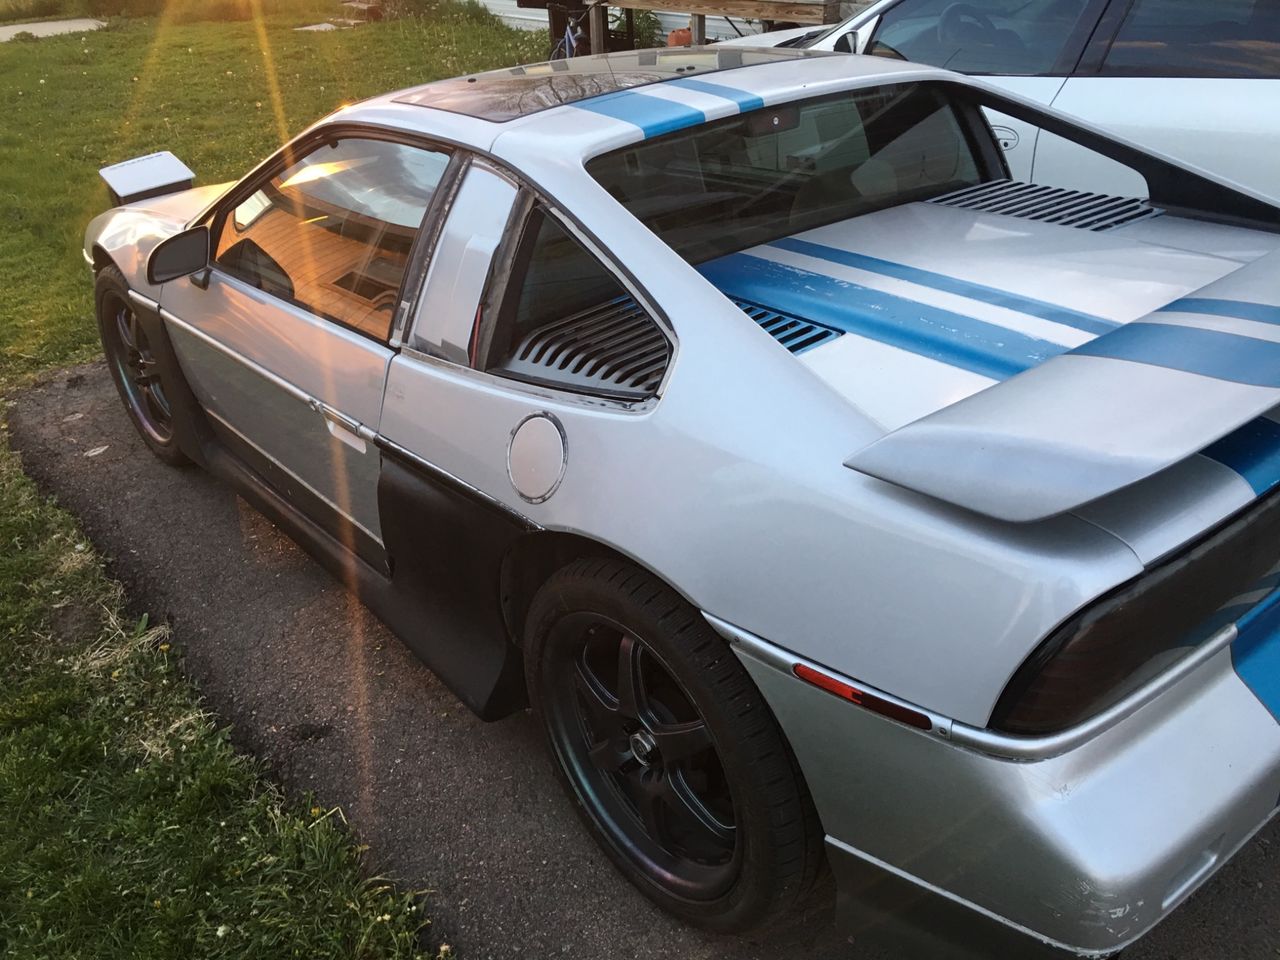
[95,265,189,467]
[525,557,826,933]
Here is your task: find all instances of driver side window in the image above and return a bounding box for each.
[213,137,450,343]
[868,0,1097,75]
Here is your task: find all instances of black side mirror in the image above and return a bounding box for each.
[147,224,210,284]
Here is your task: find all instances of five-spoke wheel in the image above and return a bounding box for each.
[95,265,188,465]
[526,558,825,932]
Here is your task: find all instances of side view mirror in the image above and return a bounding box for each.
[147,224,209,284]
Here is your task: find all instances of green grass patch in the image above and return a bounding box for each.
[0,6,548,955]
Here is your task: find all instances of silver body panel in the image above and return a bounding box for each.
[727,621,1280,954]
[161,270,390,542]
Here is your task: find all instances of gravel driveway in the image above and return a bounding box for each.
[8,361,1277,960]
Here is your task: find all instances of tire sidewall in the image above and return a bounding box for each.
[525,561,808,933]
[94,267,187,466]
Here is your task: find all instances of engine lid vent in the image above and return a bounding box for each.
[734,299,842,354]
[498,296,669,399]
[930,179,1163,232]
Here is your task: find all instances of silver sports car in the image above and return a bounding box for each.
[84,47,1280,959]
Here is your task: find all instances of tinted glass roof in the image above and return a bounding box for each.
[392,47,832,122]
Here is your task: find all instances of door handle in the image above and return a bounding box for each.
[990,125,1021,151]
[310,399,374,452]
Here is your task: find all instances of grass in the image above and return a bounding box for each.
[0,4,546,956]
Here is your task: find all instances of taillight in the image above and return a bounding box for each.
[992,490,1280,735]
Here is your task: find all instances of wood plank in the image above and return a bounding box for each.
[609,0,838,23]
[589,2,608,54]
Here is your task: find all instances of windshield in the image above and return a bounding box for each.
[586,82,983,265]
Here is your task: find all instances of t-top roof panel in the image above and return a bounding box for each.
[392,47,833,122]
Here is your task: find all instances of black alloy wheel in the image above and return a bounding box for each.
[544,611,739,899]
[525,558,826,933]
[95,265,188,465]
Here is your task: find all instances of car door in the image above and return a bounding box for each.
[838,0,1111,180]
[1036,0,1280,201]
[159,133,453,567]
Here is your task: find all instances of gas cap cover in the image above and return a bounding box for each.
[508,413,566,503]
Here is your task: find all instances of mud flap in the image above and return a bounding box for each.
[130,296,216,469]
[376,448,531,721]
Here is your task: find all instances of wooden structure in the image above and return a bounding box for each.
[588,0,841,52]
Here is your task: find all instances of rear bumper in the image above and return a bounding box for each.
[718,620,1280,957]
[824,838,1088,959]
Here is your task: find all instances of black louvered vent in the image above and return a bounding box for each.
[930,179,1163,232]
[497,296,669,398]
[734,299,842,354]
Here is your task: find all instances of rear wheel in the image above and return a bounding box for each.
[95,266,188,466]
[525,557,825,933]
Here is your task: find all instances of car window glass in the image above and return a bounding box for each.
[1101,0,1280,78]
[587,82,982,265]
[482,207,669,400]
[867,0,1096,75]
[214,138,450,342]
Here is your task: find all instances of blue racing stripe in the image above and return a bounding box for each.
[665,76,766,113]
[771,237,1116,335]
[575,90,705,139]
[699,253,1064,380]
[1070,322,1280,388]
[1232,588,1280,723]
[1202,417,1280,496]
[1156,297,1280,327]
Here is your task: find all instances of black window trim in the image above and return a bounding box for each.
[202,123,461,348]
[464,189,677,404]
[865,0,1114,78]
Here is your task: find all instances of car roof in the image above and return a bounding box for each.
[389,47,835,122]
[330,50,959,173]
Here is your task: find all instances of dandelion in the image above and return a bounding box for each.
[216,925,229,938]
[158,643,170,652]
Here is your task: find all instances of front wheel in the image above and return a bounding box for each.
[95,265,188,467]
[524,558,825,933]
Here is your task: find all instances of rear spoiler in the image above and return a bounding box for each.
[846,251,1280,523]
[99,151,194,207]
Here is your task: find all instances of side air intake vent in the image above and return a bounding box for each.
[734,299,842,354]
[497,296,669,399]
[931,180,1163,232]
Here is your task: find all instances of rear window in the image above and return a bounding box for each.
[586,82,984,264]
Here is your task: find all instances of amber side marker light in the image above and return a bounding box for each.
[793,663,933,731]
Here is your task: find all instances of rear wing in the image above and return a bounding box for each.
[846,250,1280,523]
[99,151,194,207]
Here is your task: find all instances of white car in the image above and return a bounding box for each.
[720,0,1280,201]
[85,48,1280,959]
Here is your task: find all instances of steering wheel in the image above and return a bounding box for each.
[937,2,997,47]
